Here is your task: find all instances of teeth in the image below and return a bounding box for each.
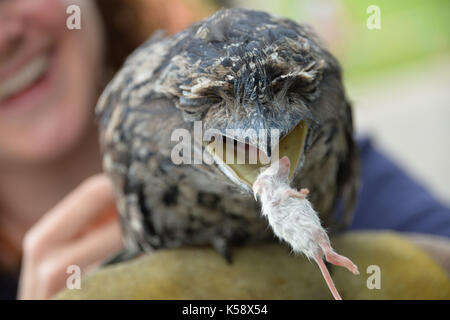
[0,55,49,102]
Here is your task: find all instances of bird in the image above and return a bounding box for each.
[96,8,360,262]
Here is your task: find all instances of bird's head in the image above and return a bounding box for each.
[154,9,340,193]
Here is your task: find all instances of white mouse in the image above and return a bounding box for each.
[252,156,359,300]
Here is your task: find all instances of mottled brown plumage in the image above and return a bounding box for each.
[96,8,359,261]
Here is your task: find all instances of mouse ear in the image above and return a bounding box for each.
[277,156,290,177]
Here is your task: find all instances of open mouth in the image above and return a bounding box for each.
[0,54,50,103]
[204,120,308,192]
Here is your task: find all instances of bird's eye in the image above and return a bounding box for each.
[271,74,318,100]
[270,77,285,94]
[289,79,317,94]
[178,95,223,121]
[267,68,284,93]
[179,96,221,108]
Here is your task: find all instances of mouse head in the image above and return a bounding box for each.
[252,156,291,200]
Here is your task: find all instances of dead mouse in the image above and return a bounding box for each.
[252,156,359,300]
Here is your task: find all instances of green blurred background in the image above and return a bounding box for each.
[230,0,450,83]
[227,0,450,204]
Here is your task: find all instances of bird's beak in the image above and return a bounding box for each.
[204,120,309,194]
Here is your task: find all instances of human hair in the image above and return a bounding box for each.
[95,0,218,79]
[95,0,168,79]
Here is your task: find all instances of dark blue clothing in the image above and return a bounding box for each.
[350,137,450,237]
[0,136,449,299]
[0,271,18,300]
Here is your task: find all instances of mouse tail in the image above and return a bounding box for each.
[315,253,342,300]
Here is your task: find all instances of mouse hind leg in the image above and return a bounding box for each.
[324,250,359,275]
[313,230,359,275]
[315,253,342,300]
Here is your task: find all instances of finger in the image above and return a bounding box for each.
[76,205,118,238]
[34,220,123,299]
[26,174,116,250]
[19,218,123,300]
[17,260,36,299]
[63,218,123,267]
[19,174,117,299]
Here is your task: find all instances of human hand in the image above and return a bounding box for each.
[18,174,123,299]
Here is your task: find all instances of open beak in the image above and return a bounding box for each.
[203,120,309,193]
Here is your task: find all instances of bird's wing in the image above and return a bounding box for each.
[95,30,187,253]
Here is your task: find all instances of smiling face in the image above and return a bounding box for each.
[0,0,104,165]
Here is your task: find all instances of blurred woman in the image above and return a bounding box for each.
[0,0,211,299]
[2,0,448,301]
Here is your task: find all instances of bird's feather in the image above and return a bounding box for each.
[96,8,360,260]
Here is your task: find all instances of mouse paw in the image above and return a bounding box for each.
[287,190,307,199]
[299,188,309,196]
